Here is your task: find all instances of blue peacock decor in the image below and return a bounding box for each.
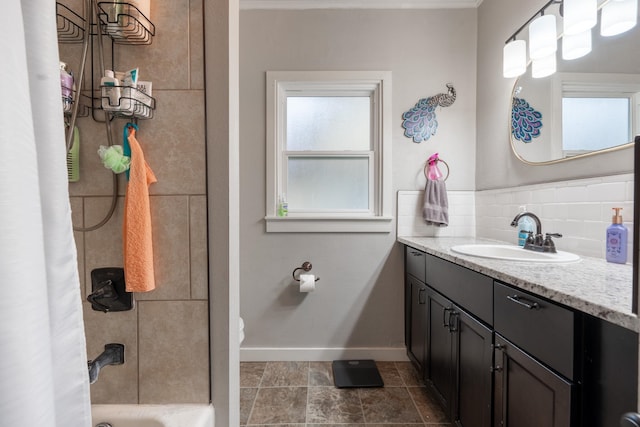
[402,83,456,143]
[511,97,543,143]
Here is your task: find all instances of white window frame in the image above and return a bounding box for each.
[550,73,640,158]
[265,71,392,233]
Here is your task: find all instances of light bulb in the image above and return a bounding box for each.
[563,0,597,35]
[562,29,592,60]
[532,53,557,78]
[503,40,527,78]
[529,14,558,60]
[601,0,638,37]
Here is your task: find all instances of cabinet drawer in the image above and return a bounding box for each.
[494,281,575,380]
[426,254,493,325]
[405,246,426,282]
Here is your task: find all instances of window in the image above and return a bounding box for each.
[265,71,392,233]
[551,74,640,158]
[562,96,632,156]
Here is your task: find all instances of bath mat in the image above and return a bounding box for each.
[332,359,384,388]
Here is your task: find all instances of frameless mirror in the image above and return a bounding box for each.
[510,10,640,165]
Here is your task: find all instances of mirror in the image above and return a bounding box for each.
[510,12,640,165]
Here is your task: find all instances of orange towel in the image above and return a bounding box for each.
[123,127,157,292]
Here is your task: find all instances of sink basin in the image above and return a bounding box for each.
[450,244,580,263]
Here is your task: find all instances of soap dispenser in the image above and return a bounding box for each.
[606,207,628,264]
[516,206,535,247]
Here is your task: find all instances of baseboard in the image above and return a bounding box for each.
[240,347,409,362]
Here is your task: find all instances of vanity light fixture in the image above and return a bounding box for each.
[529,13,558,59]
[532,52,557,78]
[503,0,639,79]
[562,28,592,59]
[600,0,638,36]
[503,39,527,78]
[563,0,598,35]
[502,0,562,78]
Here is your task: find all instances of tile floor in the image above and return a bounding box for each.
[240,361,451,426]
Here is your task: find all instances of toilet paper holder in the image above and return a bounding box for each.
[292,261,320,282]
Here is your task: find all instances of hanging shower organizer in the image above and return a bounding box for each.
[56,2,91,120]
[94,2,156,121]
[56,0,156,231]
[56,1,156,130]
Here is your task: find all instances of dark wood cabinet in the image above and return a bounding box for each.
[406,274,427,371]
[403,244,638,427]
[493,334,573,427]
[455,308,493,427]
[425,287,492,427]
[425,288,454,412]
[404,246,427,372]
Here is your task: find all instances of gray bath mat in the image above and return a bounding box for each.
[332,359,384,388]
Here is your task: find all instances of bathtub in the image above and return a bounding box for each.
[91,404,214,427]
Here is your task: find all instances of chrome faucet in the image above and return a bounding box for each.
[88,343,124,384]
[510,212,562,253]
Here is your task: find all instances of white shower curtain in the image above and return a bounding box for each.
[0,1,92,427]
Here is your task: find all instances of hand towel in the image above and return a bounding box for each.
[423,178,449,227]
[123,127,157,292]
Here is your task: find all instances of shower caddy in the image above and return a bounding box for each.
[56,0,156,231]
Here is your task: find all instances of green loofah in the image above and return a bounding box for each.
[98,145,131,174]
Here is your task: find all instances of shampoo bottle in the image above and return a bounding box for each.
[517,206,535,247]
[606,207,628,264]
[101,70,121,111]
[60,62,74,112]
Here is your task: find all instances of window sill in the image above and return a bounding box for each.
[265,216,393,233]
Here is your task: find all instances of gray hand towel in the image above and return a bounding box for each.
[423,179,449,227]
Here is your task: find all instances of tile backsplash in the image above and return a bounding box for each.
[399,173,634,262]
[397,190,476,237]
[476,174,634,261]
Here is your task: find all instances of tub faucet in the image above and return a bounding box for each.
[510,212,561,253]
[88,343,124,384]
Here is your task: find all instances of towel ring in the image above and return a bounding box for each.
[292,261,320,282]
[424,158,450,181]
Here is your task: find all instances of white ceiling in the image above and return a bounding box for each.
[240,0,483,10]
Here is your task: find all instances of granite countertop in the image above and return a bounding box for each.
[398,236,639,332]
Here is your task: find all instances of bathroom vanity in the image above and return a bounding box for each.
[400,236,638,427]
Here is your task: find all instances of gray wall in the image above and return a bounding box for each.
[475,0,634,190]
[239,9,477,355]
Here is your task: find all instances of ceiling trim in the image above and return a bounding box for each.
[240,0,483,10]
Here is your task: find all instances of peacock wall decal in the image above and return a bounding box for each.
[402,83,456,143]
[511,97,543,143]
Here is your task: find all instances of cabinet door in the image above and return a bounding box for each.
[493,334,573,427]
[453,309,492,427]
[406,275,427,371]
[426,288,455,413]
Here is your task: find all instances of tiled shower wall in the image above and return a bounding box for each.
[476,173,635,261]
[62,0,209,403]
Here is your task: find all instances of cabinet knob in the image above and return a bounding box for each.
[490,365,503,373]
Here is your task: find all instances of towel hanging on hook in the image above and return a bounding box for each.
[422,153,449,227]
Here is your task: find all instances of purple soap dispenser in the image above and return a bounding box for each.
[606,207,628,264]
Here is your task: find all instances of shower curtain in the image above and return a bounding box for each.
[0,1,92,426]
